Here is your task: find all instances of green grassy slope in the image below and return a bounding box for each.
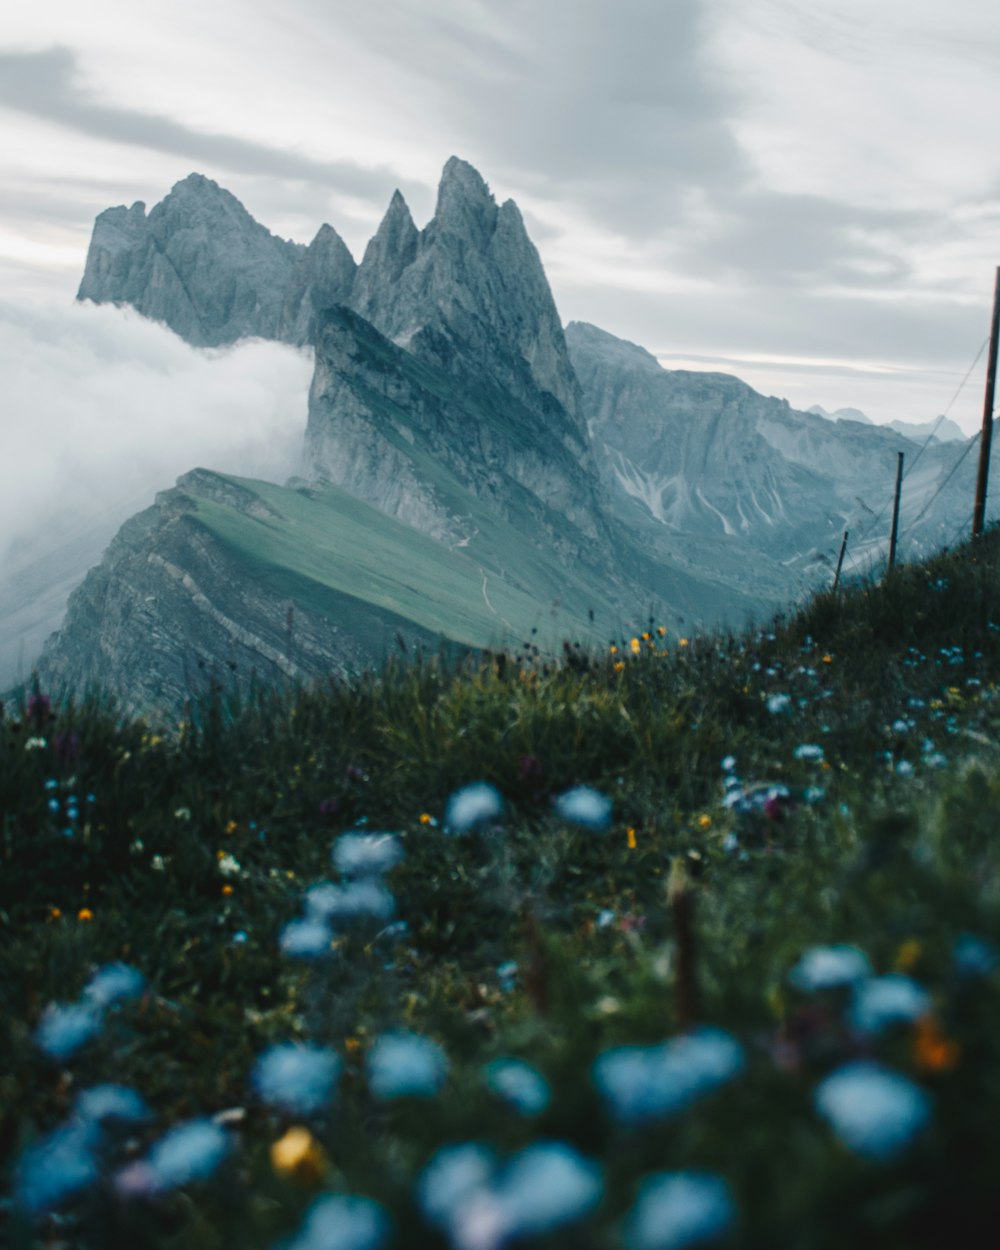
[6,530,1000,1247]
[188,473,620,650]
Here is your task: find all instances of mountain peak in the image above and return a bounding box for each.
[434,157,496,241]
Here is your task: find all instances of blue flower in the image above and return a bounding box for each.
[793,743,824,762]
[767,694,791,714]
[849,975,931,1035]
[367,1031,448,1100]
[953,932,1000,978]
[332,833,403,879]
[484,1058,551,1116]
[252,1043,342,1116]
[84,962,146,1008]
[788,945,872,992]
[814,1061,931,1160]
[553,786,612,830]
[304,880,395,925]
[499,1141,603,1238]
[445,782,504,833]
[593,1028,744,1125]
[623,1171,737,1250]
[285,1193,391,1250]
[417,1143,497,1230]
[279,917,332,959]
[35,1002,101,1061]
[15,1123,99,1214]
[76,1084,151,1130]
[145,1118,229,1190]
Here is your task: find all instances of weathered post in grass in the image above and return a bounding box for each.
[888,452,904,572]
[832,529,849,591]
[972,265,1000,539]
[668,858,697,1029]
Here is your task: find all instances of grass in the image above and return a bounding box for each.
[5,529,1000,1247]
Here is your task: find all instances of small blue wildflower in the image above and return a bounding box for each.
[48,798,60,813]
[891,719,910,735]
[66,807,79,822]
[417,1142,496,1230]
[814,1061,930,1160]
[279,917,332,959]
[722,832,739,853]
[44,778,58,791]
[849,975,932,1035]
[285,1193,391,1250]
[499,1141,603,1238]
[721,755,737,773]
[793,744,824,762]
[445,782,504,833]
[553,785,612,830]
[84,962,146,1009]
[497,960,518,992]
[623,1171,737,1250]
[803,787,825,805]
[484,1058,551,1116]
[15,1122,99,1214]
[252,1043,342,1116]
[231,930,249,946]
[895,760,914,778]
[789,944,871,992]
[593,1028,744,1125]
[367,1031,448,1100]
[333,833,403,879]
[767,694,791,714]
[305,880,395,924]
[145,1118,229,1190]
[76,1084,151,1130]
[35,1002,101,1061]
[597,908,616,929]
[953,933,1000,978]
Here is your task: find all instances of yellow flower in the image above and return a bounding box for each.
[609,644,618,655]
[419,813,433,825]
[626,826,637,850]
[49,907,62,920]
[225,820,238,835]
[613,661,625,672]
[679,638,689,648]
[641,631,651,641]
[894,939,922,972]
[657,626,666,636]
[629,638,641,654]
[270,1127,327,1182]
[822,654,833,664]
[697,814,712,830]
[222,884,234,897]
[77,907,93,922]
[344,1036,362,1054]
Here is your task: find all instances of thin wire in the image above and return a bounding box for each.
[902,429,981,535]
[901,336,988,482]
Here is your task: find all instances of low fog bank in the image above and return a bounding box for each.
[0,300,314,688]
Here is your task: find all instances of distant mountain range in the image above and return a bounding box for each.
[808,404,967,444]
[21,160,997,715]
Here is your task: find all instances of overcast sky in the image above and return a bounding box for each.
[3,0,1000,438]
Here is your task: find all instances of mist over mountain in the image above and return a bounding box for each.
[808,403,967,444]
[24,159,999,714]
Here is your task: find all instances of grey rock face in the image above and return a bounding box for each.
[352,158,583,432]
[568,320,988,577]
[37,471,445,720]
[77,173,356,348]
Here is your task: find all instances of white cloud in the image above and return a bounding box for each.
[0,299,312,579]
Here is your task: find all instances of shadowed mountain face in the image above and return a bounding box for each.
[33,159,995,716]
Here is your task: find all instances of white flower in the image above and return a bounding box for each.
[793,743,824,762]
[217,852,241,877]
[305,880,395,925]
[24,736,47,750]
[766,694,790,714]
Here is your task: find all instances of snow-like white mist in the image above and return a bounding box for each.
[0,299,313,686]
